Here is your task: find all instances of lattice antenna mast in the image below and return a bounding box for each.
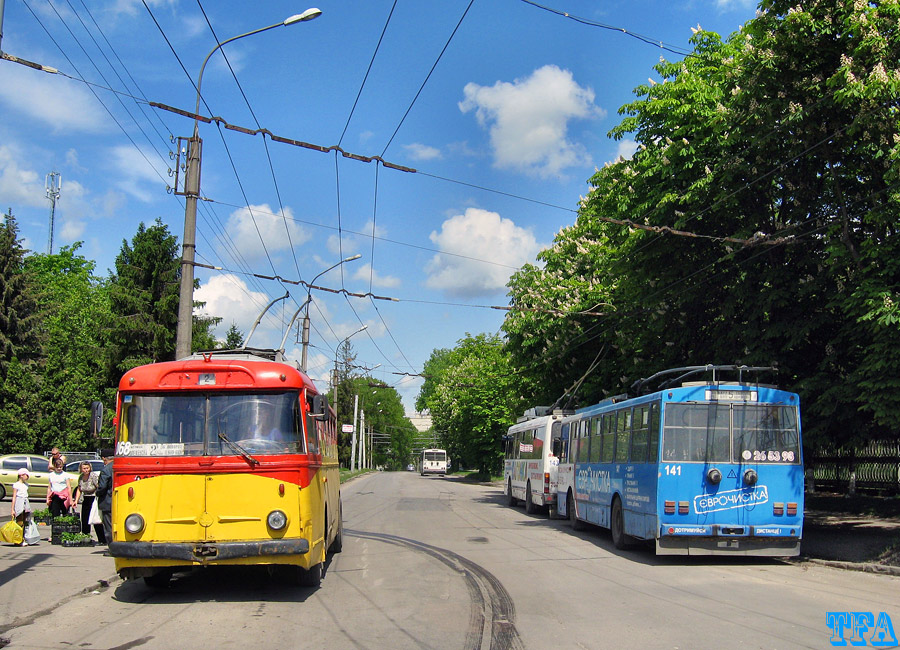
[46,171,61,254]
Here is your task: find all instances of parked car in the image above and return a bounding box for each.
[0,454,78,500]
[65,459,104,473]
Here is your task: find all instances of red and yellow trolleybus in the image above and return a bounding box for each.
[107,347,342,587]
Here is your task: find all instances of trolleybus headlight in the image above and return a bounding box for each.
[707,468,722,484]
[744,469,758,486]
[124,513,145,534]
[267,510,288,531]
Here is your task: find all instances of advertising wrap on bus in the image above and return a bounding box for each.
[554,366,804,557]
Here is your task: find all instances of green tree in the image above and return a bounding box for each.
[0,212,44,453]
[224,322,244,348]
[25,245,112,452]
[417,334,526,478]
[106,219,180,379]
[0,212,42,378]
[505,2,900,447]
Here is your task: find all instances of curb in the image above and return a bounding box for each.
[0,573,121,637]
[794,557,900,577]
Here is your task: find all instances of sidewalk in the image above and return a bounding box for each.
[0,518,118,638]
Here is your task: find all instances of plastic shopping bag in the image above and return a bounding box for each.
[1,520,23,545]
[88,499,102,526]
[23,519,40,545]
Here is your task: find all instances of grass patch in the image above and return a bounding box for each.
[340,468,373,483]
[453,470,502,483]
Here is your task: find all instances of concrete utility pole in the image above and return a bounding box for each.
[358,409,366,470]
[174,8,322,360]
[46,171,60,254]
[350,394,359,471]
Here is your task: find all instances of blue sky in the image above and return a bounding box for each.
[0,0,758,413]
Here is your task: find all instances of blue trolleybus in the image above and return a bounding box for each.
[555,365,803,556]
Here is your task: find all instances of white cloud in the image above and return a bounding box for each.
[109,0,176,16]
[65,149,86,172]
[223,203,311,262]
[425,207,540,298]
[459,65,603,178]
[713,0,756,9]
[0,145,46,207]
[326,220,385,256]
[108,145,168,202]
[614,139,638,162]
[0,65,106,133]
[352,263,401,289]
[403,143,442,161]
[194,274,271,340]
[60,219,86,241]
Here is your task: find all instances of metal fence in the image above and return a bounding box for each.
[805,440,900,494]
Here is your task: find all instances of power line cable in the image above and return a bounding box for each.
[379,0,475,157]
[338,0,398,148]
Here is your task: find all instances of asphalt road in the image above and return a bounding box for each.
[2,472,899,649]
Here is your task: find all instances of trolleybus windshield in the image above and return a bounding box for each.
[118,391,304,457]
[662,403,800,464]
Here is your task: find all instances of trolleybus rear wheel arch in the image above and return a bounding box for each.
[329,501,343,554]
[524,481,537,515]
[610,496,632,550]
[567,489,585,531]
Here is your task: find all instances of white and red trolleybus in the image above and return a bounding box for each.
[420,448,448,476]
[107,347,342,587]
[502,408,565,514]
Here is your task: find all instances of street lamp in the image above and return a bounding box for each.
[175,8,323,360]
[301,253,361,371]
[334,324,367,466]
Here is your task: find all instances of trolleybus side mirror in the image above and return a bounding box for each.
[312,394,329,416]
[90,401,103,438]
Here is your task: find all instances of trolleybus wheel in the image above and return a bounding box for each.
[0,483,5,500]
[143,569,172,589]
[506,479,516,507]
[610,497,632,550]
[329,503,343,554]
[297,562,322,588]
[525,481,536,515]
[567,490,585,531]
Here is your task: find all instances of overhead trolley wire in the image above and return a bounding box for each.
[195,0,306,286]
[379,0,475,158]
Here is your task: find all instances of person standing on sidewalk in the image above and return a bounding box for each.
[72,461,105,544]
[11,468,33,545]
[46,458,73,518]
[46,447,67,471]
[95,449,114,548]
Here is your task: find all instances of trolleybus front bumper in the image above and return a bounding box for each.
[109,538,309,564]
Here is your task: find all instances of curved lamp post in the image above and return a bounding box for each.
[175,8,323,360]
[334,324,367,461]
[301,253,361,371]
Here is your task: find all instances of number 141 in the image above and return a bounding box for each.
[664,464,682,476]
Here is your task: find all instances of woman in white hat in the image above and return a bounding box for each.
[11,468,32,545]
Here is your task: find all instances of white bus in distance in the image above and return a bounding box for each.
[503,408,565,514]
[421,448,448,476]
